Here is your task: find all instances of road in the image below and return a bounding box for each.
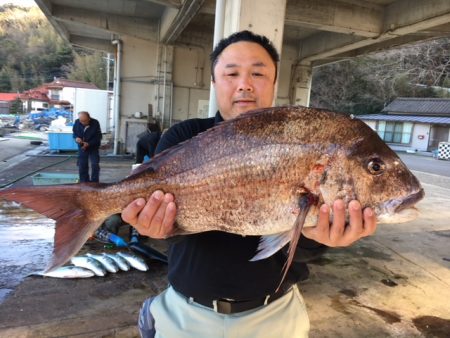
[397,152,450,177]
[0,138,36,162]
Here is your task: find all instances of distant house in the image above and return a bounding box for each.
[0,93,20,114]
[358,97,450,152]
[19,78,99,113]
[19,88,50,112]
[45,78,99,107]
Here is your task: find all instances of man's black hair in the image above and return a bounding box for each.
[209,30,280,83]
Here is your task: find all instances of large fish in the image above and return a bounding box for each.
[0,106,424,284]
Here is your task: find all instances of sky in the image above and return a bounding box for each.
[0,0,36,6]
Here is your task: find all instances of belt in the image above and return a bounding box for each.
[189,283,293,314]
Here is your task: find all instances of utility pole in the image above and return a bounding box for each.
[106,53,111,90]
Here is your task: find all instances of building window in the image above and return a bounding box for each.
[377,121,412,144]
[50,90,60,100]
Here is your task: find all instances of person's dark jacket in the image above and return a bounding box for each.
[72,118,102,149]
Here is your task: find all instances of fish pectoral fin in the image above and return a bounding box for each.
[276,193,315,290]
[250,193,317,266]
[250,230,293,262]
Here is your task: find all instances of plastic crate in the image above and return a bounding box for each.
[32,173,79,185]
[47,132,78,151]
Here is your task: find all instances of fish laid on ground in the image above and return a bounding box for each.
[86,253,120,273]
[105,253,130,271]
[0,106,424,285]
[117,251,149,271]
[71,256,107,277]
[42,266,95,278]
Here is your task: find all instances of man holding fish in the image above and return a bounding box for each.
[123,31,377,338]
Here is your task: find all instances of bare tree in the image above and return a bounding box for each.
[311,37,450,114]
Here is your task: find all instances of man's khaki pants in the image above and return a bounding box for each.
[139,284,310,338]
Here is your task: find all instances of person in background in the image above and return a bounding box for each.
[72,111,102,182]
[123,31,377,338]
[135,122,162,164]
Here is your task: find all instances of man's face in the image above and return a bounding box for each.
[212,41,276,120]
[79,114,90,126]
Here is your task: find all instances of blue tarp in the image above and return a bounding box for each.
[28,108,72,122]
[27,108,73,130]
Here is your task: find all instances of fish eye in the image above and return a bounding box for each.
[367,158,386,175]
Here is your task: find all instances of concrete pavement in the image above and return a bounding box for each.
[304,179,450,337]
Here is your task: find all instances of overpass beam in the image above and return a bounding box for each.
[52,5,159,41]
[70,35,115,53]
[160,0,206,44]
[298,0,450,63]
[285,0,383,38]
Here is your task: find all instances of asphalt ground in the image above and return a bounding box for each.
[397,152,450,178]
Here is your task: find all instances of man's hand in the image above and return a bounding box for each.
[75,137,82,144]
[122,190,177,239]
[81,142,89,151]
[302,200,377,247]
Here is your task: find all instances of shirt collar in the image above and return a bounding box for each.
[214,111,224,125]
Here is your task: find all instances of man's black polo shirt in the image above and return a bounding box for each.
[155,112,307,300]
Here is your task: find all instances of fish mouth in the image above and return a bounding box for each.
[394,188,425,213]
[376,188,425,224]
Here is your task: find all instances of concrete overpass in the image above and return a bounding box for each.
[35,0,450,153]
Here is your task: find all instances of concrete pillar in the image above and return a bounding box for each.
[290,62,312,107]
[208,0,287,116]
[223,0,286,52]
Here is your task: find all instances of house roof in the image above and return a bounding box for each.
[382,97,450,116]
[46,79,99,90]
[357,114,450,125]
[0,93,19,102]
[19,89,49,102]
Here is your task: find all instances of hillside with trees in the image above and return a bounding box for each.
[0,4,107,92]
[0,5,72,91]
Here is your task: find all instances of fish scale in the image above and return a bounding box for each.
[0,106,424,281]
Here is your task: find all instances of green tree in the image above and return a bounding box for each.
[0,5,74,90]
[0,67,11,91]
[10,98,23,114]
[64,50,107,89]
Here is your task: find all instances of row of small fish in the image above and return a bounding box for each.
[43,252,148,278]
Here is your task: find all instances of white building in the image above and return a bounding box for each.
[358,97,450,152]
[20,79,113,133]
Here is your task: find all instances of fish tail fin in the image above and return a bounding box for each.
[0,183,111,271]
